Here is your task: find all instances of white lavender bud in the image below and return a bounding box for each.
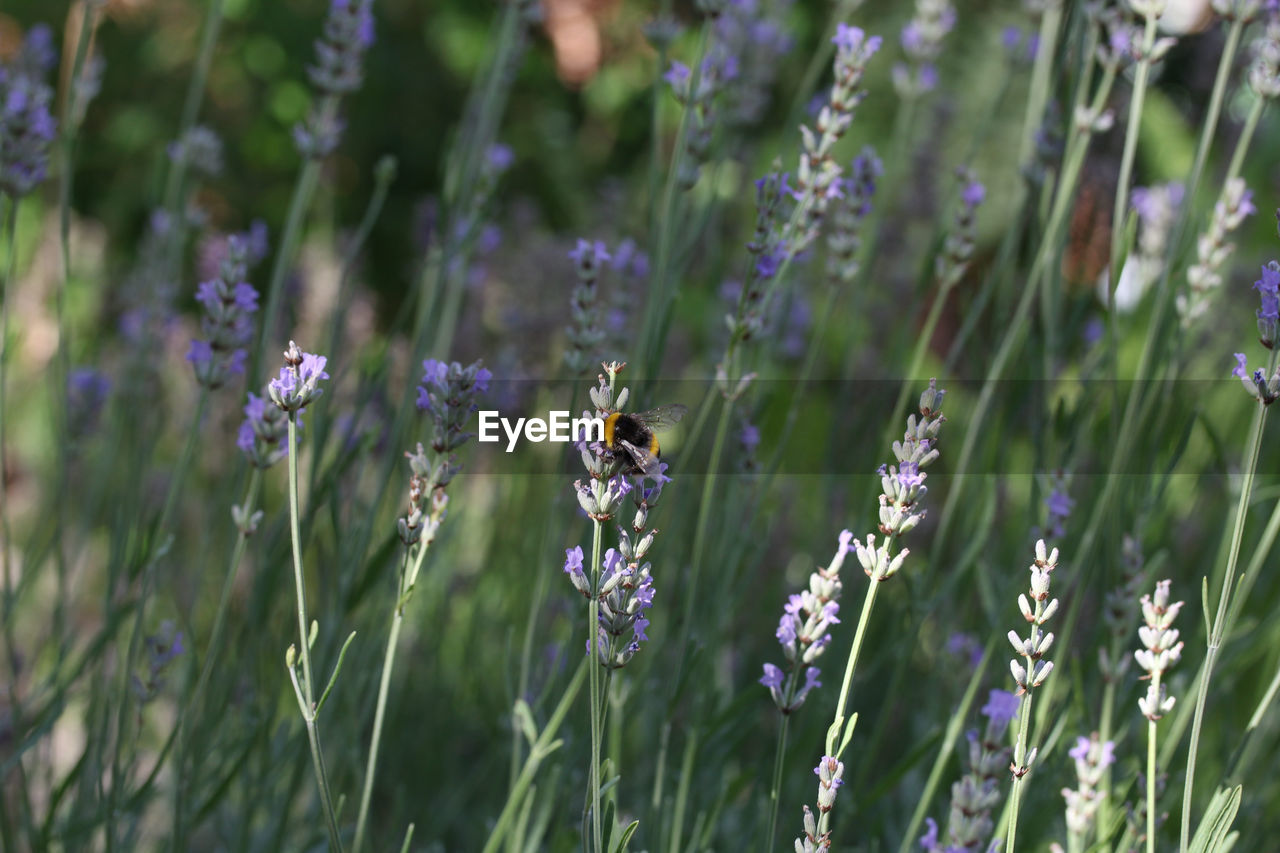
[1213,0,1265,21]
[1181,178,1256,326]
[1135,579,1184,721]
[1249,14,1280,98]
[1009,540,1060,694]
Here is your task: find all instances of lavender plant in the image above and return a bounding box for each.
[1005,539,1061,853]
[1136,579,1184,853]
[920,690,1018,853]
[352,358,488,853]
[791,381,945,850]
[12,2,1280,851]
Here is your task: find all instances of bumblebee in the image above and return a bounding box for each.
[603,404,688,478]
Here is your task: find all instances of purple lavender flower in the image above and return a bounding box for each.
[1255,263,1280,347]
[1063,732,1117,837]
[918,817,941,851]
[980,688,1019,729]
[1044,474,1074,540]
[663,60,692,100]
[189,233,261,391]
[812,755,845,814]
[19,25,57,76]
[293,0,373,157]
[308,0,375,95]
[761,531,852,714]
[945,632,983,670]
[168,125,223,178]
[898,460,924,491]
[415,358,489,457]
[962,180,986,209]
[0,53,58,198]
[569,239,611,271]
[759,662,785,689]
[892,0,955,97]
[832,23,878,54]
[564,545,585,576]
[486,143,514,174]
[67,367,110,440]
[132,621,186,703]
[755,249,782,279]
[268,341,330,413]
[1232,353,1250,381]
[239,390,292,468]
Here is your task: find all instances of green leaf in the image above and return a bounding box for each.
[612,820,639,852]
[601,799,616,852]
[1189,784,1243,853]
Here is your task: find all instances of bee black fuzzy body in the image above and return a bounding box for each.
[604,412,661,474]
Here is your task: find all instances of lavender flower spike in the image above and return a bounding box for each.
[923,688,1016,852]
[295,0,375,157]
[189,237,260,391]
[1135,579,1184,720]
[762,530,852,714]
[0,37,58,198]
[268,342,330,413]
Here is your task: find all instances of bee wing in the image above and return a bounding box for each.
[630,403,688,429]
[618,439,664,480]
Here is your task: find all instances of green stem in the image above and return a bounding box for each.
[0,197,15,647]
[933,65,1114,558]
[162,0,225,215]
[483,659,588,853]
[824,565,886,758]
[53,0,98,682]
[676,395,733,656]
[896,642,993,853]
[1105,14,1157,444]
[1104,20,1247,536]
[286,414,344,852]
[1147,679,1160,853]
[667,728,698,853]
[254,116,330,376]
[1107,14,1156,309]
[353,537,430,853]
[172,469,262,849]
[1179,386,1270,852]
[764,715,790,853]
[640,22,712,379]
[353,602,404,853]
[432,3,523,359]
[587,517,604,853]
[109,387,208,847]
[1017,4,1062,168]
[1225,94,1264,182]
[1095,643,1120,838]
[1005,691,1034,853]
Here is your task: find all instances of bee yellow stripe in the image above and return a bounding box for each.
[604,412,620,448]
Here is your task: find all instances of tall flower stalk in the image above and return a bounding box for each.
[255,0,374,374]
[269,341,345,851]
[919,689,1018,853]
[1183,256,1280,850]
[1005,540,1061,853]
[568,362,671,851]
[1136,580,1183,853]
[352,359,489,853]
[795,380,945,850]
[761,531,853,850]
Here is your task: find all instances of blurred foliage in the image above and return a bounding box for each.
[4,0,1280,850]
